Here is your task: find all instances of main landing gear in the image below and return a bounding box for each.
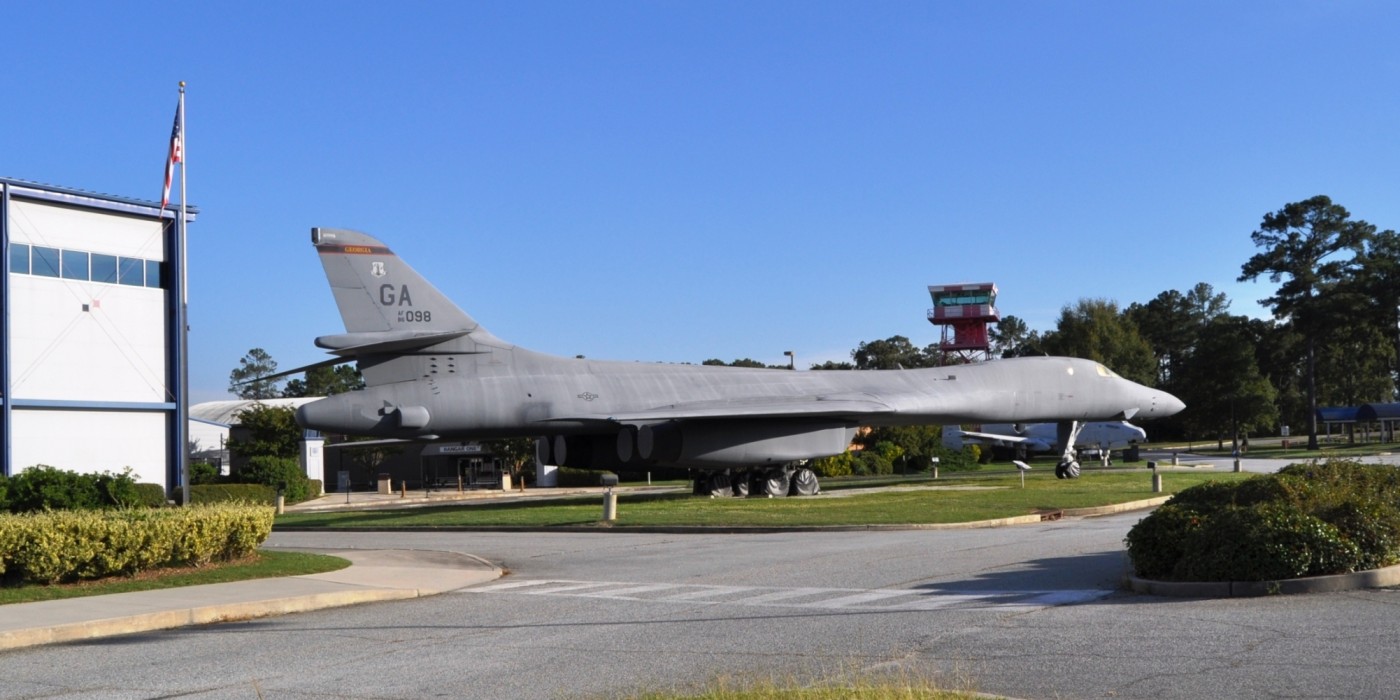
[694,464,821,498]
[1055,420,1084,480]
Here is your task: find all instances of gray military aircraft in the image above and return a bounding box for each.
[944,421,1148,471]
[293,228,1185,495]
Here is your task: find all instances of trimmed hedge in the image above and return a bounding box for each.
[134,483,168,508]
[0,504,274,585]
[1126,459,1400,582]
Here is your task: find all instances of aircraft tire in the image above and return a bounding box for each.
[789,468,819,496]
[1064,461,1081,478]
[764,469,790,498]
[1055,463,1068,479]
[707,472,734,498]
[732,473,751,498]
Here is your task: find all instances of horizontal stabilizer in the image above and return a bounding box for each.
[235,356,349,385]
[314,329,475,357]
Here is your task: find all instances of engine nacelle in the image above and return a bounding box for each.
[549,434,622,470]
[390,405,431,429]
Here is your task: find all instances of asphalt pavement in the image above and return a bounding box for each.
[6,454,1400,653]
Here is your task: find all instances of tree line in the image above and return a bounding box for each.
[739,195,1396,452]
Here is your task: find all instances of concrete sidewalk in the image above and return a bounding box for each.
[0,549,502,651]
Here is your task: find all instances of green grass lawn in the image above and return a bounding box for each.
[1160,436,1398,460]
[0,550,350,606]
[277,470,1248,529]
[1202,443,1392,460]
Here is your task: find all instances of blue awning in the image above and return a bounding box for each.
[1316,406,1359,423]
[1358,403,1400,421]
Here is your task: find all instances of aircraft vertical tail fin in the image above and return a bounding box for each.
[309,227,484,337]
[942,426,965,450]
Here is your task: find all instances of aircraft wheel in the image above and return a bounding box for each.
[763,468,790,498]
[1064,460,1081,479]
[751,471,769,497]
[1055,462,1068,479]
[732,473,751,498]
[707,472,734,497]
[789,468,819,496]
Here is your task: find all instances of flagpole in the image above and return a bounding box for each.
[177,81,190,509]
[179,82,188,305]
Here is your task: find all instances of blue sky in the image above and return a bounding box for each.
[5,2,1399,403]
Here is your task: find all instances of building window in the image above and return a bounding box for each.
[33,246,60,277]
[118,257,144,286]
[91,253,118,283]
[61,250,90,280]
[8,243,29,274]
[13,245,163,288]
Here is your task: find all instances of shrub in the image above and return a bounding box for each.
[858,449,895,476]
[810,451,855,478]
[94,470,142,508]
[1171,504,1360,582]
[1321,498,1400,571]
[4,466,141,512]
[0,474,8,511]
[186,483,278,505]
[190,461,222,485]
[133,483,169,508]
[237,455,311,503]
[0,505,274,585]
[7,466,100,511]
[929,444,980,471]
[1126,459,1400,582]
[1124,503,1207,580]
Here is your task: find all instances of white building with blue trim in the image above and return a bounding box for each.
[1,177,194,493]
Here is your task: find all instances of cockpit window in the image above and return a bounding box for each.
[1095,363,1119,378]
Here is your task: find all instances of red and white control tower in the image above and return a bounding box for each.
[926,282,1000,364]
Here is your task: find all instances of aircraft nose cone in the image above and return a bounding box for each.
[1158,391,1186,417]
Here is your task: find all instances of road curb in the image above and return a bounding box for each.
[1126,561,1400,597]
[0,589,420,651]
[1061,496,1171,517]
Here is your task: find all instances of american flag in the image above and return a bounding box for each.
[161,100,183,210]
